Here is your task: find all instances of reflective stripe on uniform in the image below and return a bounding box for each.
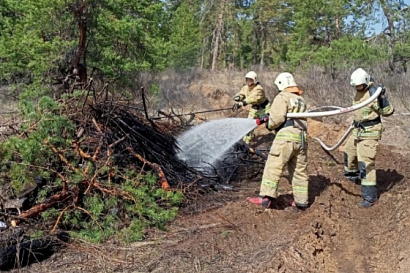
[276,132,306,142]
[243,134,251,143]
[361,179,376,186]
[293,186,308,193]
[262,179,277,189]
[249,107,266,117]
[353,129,381,139]
[381,104,392,115]
[264,103,271,115]
[362,107,371,120]
[344,167,359,173]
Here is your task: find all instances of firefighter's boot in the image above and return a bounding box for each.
[358,185,378,208]
[344,171,361,185]
[247,196,274,208]
[285,200,308,212]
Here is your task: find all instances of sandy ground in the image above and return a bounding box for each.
[14,117,410,273]
[4,82,410,273]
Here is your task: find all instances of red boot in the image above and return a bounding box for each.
[247,196,274,208]
[286,200,308,212]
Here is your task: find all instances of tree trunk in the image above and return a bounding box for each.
[259,24,266,70]
[211,0,225,71]
[70,1,88,87]
[380,0,396,72]
[201,37,206,71]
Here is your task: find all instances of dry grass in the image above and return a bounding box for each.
[2,66,409,135]
[155,66,410,123]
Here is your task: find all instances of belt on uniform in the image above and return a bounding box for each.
[353,117,381,129]
[277,119,295,131]
[251,100,269,110]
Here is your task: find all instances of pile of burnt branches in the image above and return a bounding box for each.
[0,229,69,271]
[86,101,209,188]
[83,101,263,189]
[0,83,268,270]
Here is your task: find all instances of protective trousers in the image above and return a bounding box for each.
[344,136,378,186]
[260,140,308,206]
[243,104,271,144]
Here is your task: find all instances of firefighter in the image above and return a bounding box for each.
[233,71,271,145]
[344,68,394,208]
[247,72,309,210]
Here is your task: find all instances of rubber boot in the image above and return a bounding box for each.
[286,200,308,212]
[344,171,361,185]
[247,196,274,208]
[358,185,378,208]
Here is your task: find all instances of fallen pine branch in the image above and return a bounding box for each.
[127,147,171,190]
[12,190,72,226]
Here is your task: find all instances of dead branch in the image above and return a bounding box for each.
[72,140,92,159]
[107,135,127,157]
[89,181,138,207]
[127,147,171,190]
[44,139,80,173]
[51,205,73,233]
[92,118,103,134]
[141,86,158,130]
[12,190,72,226]
[19,163,67,182]
[74,206,103,231]
[92,136,104,161]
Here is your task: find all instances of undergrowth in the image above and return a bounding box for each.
[0,89,184,244]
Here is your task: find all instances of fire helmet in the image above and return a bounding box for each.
[245,71,257,82]
[274,72,297,91]
[350,68,370,86]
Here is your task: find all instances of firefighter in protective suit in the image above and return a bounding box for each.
[344,68,394,208]
[233,71,271,145]
[247,72,309,210]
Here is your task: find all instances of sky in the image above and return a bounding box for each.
[370,0,410,34]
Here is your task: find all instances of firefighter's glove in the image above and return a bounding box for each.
[370,84,386,98]
[233,101,247,110]
[233,95,241,102]
[379,85,386,97]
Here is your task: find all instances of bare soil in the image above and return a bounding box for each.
[5,84,410,273]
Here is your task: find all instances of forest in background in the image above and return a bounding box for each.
[1,0,409,93]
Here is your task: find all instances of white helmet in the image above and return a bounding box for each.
[274,72,297,91]
[350,68,370,86]
[245,71,257,82]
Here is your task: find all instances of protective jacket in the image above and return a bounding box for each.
[235,83,269,107]
[344,82,393,207]
[259,87,309,207]
[267,87,307,142]
[236,82,271,144]
[352,83,394,140]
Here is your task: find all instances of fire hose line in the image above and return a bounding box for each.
[286,86,383,151]
[287,86,383,119]
[313,125,354,151]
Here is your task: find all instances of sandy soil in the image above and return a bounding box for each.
[5,83,410,273]
[14,116,409,273]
